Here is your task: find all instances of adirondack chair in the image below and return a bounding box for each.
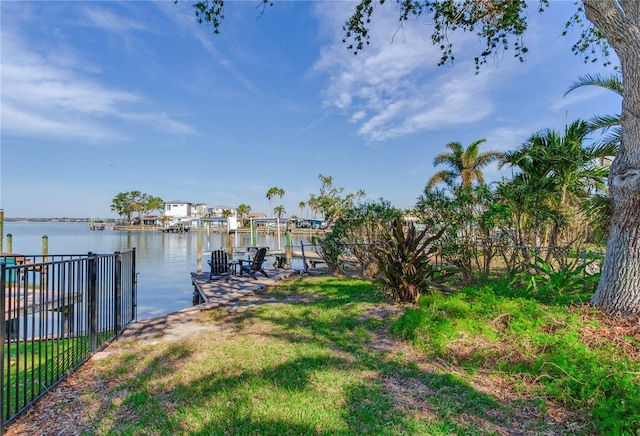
[239,247,269,279]
[208,250,231,282]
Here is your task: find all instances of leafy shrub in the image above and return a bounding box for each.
[312,200,403,275]
[513,254,600,297]
[371,217,455,304]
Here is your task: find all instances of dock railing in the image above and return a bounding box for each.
[0,250,137,429]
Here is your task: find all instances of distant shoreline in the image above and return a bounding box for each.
[2,219,327,236]
[113,225,325,235]
[4,218,114,222]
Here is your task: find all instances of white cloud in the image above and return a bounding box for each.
[549,86,610,111]
[1,24,196,144]
[312,2,501,143]
[82,6,148,34]
[486,126,533,152]
[2,102,126,143]
[121,112,197,136]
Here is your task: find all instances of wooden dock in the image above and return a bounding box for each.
[190,268,298,307]
[120,267,323,342]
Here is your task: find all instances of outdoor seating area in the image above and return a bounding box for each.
[207,247,270,282]
[191,265,296,308]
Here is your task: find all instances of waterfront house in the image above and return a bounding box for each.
[207,205,237,217]
[164,201,192,219]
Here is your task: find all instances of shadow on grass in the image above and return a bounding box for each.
[76,276,574,435]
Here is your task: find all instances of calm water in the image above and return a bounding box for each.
[2,221,308,320]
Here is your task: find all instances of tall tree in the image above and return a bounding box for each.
[266,187,285,217]
[192,0,640,315]
[236,203,251,226]
[148,196,165,218]
[565,73,623,242]
[273,205,286,219]
[137,194,165,229]
[313,174,366,226]
[427,139,502,190]
[503,120,614,255]
[111,191,141,225]
[307,195,319,219]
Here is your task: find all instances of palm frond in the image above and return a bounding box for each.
[564,73,623,97]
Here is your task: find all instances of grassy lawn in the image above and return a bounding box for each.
[3,337,90,418]
[5,275,639,435]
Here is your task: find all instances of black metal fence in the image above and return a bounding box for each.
[295,241,605,279]
[0,250,136,428]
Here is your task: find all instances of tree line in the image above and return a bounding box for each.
[110,191,164,225]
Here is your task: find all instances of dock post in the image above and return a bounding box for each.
[42,235,49,262]
[0,209,3,252]
[301,241,308,274]
[285,231,292,268]
[41,235,49,290]
[252,222,257,246]
[197,220,202,273]
[227,232,233,259]
[6,234,12,253]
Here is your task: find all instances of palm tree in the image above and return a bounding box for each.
[273,205,286,220]
[236,203,251,226]
[564,73,622,156]
[307,195,319,219]
[298,201,306,217]
[266,187,285,217]
[564,73,622,242]
[502,120,615,254]
[426,139,503,190]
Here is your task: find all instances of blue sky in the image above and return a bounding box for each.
[1,1,621,219]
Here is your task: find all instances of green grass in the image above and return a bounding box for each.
[8,276,638,435]
[393,283,640,434]
[3,336,89,417]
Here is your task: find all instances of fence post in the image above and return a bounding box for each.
[131,248,137,321]
[0,208,3,252]
[88,252,98,353]
[0,262,5,432]
[114,252,122,336]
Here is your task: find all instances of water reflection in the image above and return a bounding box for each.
[3,222,310,320]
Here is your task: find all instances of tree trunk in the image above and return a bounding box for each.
[585,0,640,315]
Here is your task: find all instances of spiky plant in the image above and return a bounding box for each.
[372,217,454,304]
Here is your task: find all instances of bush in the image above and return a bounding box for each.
[311,200,403,276]
[371,217,455,304]
[513,254,600,297]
